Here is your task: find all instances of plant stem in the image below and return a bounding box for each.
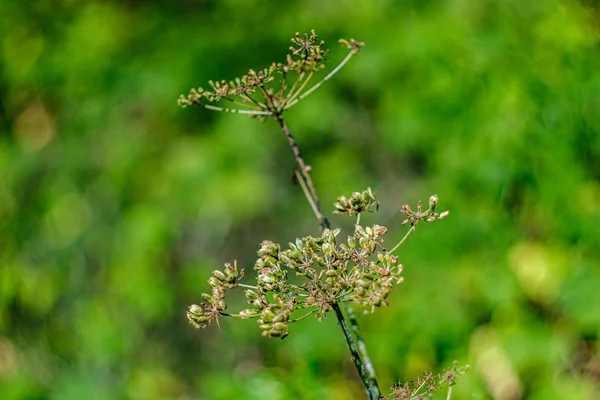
[388,225,417,256]
[347,305,379,397]
[333,303,380,400]
[274,112,381,399]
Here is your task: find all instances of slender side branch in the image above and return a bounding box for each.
[388,225,417,256]
[274,114,330,230]
[204,104,273,116]
[295,169,324,223]
[284,50,355,110]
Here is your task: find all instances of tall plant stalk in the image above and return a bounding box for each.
[274,111,381,399]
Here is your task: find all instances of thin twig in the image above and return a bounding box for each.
[203,104,272,116]
[284,70,314,108]
[295,169,324,223]
[388,225,417,256]
[284,50,355,110]
[274,114,330,230]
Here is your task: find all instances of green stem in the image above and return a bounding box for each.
[332,303,379,400]
[274,110,380,399]
[347,305,379,397]
[388,225,417,256]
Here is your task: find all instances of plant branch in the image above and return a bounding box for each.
[203,104,272,116]
[388,225,417,256]
[274,113,330,230]
[283,50,356,110]
[294,169,325,225]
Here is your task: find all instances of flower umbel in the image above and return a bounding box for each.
[177,30,363,118]
[187,190,449,337]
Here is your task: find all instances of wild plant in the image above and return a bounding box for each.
[178,30,466,400]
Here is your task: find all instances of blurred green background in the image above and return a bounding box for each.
[1,0,600,399]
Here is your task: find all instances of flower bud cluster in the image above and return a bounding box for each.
[333,187,379,216]
[177,30,361,116]
[187,190,449,338]
[186,261,243,329]
[400,195,450,227]
[385,361,470,399]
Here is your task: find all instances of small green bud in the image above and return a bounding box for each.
[272,322,287,331]
[261,310,275,322]
[253,299,264,309]
[347,236,356,249]
[259,273,276,284]
[322,243,334,257]
[239,309,258,318]
[212,270,227,281]
[429,194,438,211]
[245,290,259,300]
[272,314,285,323]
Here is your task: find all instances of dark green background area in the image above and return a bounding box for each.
[1,0,599,398]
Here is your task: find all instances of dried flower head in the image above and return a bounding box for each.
[385,361,470,400]
[186,191,449,338]
[333,187,379,216]
[178,30,363,118]
[400,195,450,227]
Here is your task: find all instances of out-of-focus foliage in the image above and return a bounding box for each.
[1,0,599,399]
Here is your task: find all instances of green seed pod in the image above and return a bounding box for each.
[325,269,338,277]
[259,273,276,284]
[239,309,258,318]
[201,293,214,303]
[272,322,287,331]
[254,258,265,270]
[322,243,334,257]
[429,194,438,211]
[356,279,370,288]
[245,290,259,300]
[359,237,368,250]
[260,310,275,322]
[259,323,272,331]
[272,314,285,323]
[347,236,356,249]
[212,270,227,281]
[253,299,264,309]
[268,329,284,337]
[279,253,292,266]
[188,304,203,316]
[208,277,220,288]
